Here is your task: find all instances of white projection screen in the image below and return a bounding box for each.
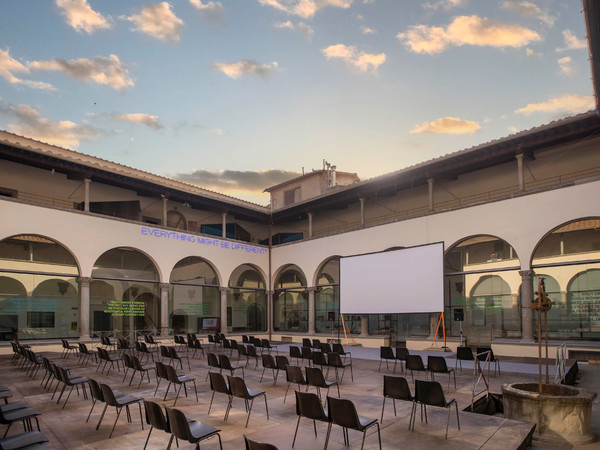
[340,242,444,314]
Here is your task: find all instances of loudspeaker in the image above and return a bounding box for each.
[454,308,464,321]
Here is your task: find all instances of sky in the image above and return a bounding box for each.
[0,0,594,205]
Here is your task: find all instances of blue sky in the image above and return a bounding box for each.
[0,0,593,205]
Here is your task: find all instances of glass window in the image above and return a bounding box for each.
[227,265,267,332]
[170,257,220,334]
[445,235,521,341]
[0,235,79,339]
[274,266,307,332]
[532,219,600,340]
[91,248,160,336]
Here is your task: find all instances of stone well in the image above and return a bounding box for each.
[502,383,597,445]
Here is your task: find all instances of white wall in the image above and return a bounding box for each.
[271,179,600,287]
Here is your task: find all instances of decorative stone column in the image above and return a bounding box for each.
[267,290,273,334]
[359,198,365,227]
[360,314,369,337]
[162,196,168,226]
[428,178,434,212]
[308,213,313,238]
[160,283,169,337]
[520,270,535,342]
[84,178,91,212]
[308,287,316,334]
[516,153,525,192]
[78,277,91,340]
[220,287,228,334]
[221,212,227,238]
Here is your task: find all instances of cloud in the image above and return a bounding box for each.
[274,21,314,40]
[422,0,466,11]
[501,1,555,26]
[111,113,164,130]
[410,117,481,135]
[188,0,224,20]
[515,94,594,115]
[0,101,99,148]
[0,49,56,90]
[56,0,111,33]
[557,56,573,75]
[214,60,278,79]
[29,54,134,92]
[556,29,587,52]
[258,0,352,19]
[397,15,541,54]
[174,168,301,192]
[360,26,375,35]
[125,2,183,42]
[322,44,385,72]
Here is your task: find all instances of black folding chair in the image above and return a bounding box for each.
[325,396,381,450]
[411,379,460,439]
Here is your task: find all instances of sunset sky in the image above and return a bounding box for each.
[0,0,594,205]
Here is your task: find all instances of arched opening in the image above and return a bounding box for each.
[227,265,266,333]
[445,235,521,343]
[91,247,160,337]
[273,265,307,332]
[0,234,79,339]
[170,256,220,334]
[531,218,600,341]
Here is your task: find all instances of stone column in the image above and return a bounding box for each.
[160,283,169,337]
[520,270,535,342]
[84,178,91,212]
[220,287,228,334]
[162,197,168,226]
[359,198,365,227]
[78,277,92,340]
[360,314,369,337]
[308,213,313,238]
[428,178,434,212]
[308,287,316,334]
[267,290,273,334]
[516,153,524,192]
[221,213,227,238]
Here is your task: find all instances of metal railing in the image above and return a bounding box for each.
[554,343,568,384]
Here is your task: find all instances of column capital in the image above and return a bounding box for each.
[219,286,229,294]
[519,270,534,278]
[78,277,93,286]
[159,282,170,290]
[307,287,317,293]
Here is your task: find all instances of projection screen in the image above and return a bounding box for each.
[340,242,444,314]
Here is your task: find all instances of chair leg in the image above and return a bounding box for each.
[381,398,386,423]
[96,403,108,430]
[109,407,122,438]
[143,426,153,450]
[324,422,332,449]
[292,415,301,447]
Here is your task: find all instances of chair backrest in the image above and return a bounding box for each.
[305,366,327,387]
[165,363,181,383]
[406,354,425,371]
[144,334,152,344]
[207,353,220,369]
[160,346,170,359]
[395,347,409,360]
[242,335,249,343]
[99,383,119,406]
[295,390,327,421]
[327,352,342,367]
[218,354,233,369]
[383,375,412,400]
[320,343,332,353]
[457,346,474,361]
[302,338,312,348]
[56,365,69,383]
[380,346,394,359]
[327,396,361,430]
[168,346,180,359]
[135,341,143,352]
[290,346,302,359]
[415,379,447,407]
[209,371,229,395]
[312,339,321,348]
[155,361,168,380]
[227,375,250,399]
[165,407,191,442]
[78,342,85,353]
[313,351,327,366]
[244,434,279,450]
[238,345,248,356]
[301,347,312,360]
[97,347,106,361]
[230,339,238,350]
[275,355,289,370]
[332,343,345,355]
[262,354,276,369]
[131,355,145,370]
[123,353,133,369]
[144,399,169,432]
[427,355,449,373]
[261,339,271,348]
[247,345,258,357]
[88,379,104,402]
[208,334,215,343]
[286,365,306,384]
[223,339,231,349]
